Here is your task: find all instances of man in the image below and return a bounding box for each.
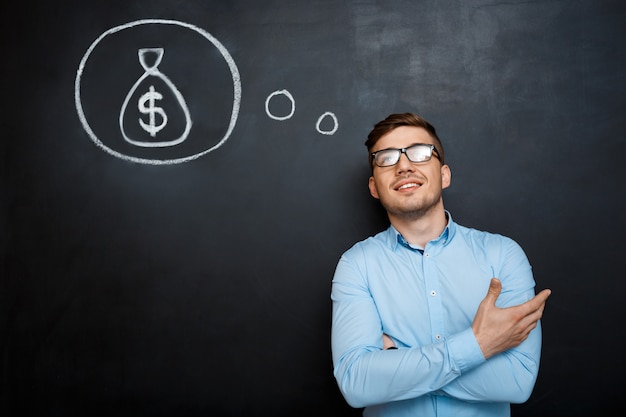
[331,113,551,416]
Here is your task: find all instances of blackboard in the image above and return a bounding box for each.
[2,1,625,416]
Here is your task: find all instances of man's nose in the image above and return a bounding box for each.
[396,152,414,172]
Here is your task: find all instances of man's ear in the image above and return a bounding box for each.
[441,164,451,189]
[368,176,380,199]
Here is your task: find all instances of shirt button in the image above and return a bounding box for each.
[430,290,437,297]
[435,334,442,340]
[424,253,430,258]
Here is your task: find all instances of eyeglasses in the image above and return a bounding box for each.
[370,143,440,167]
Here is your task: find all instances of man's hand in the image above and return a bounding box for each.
[472,278,551,359]
[382,333,396,350]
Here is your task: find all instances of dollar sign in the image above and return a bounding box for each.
[138,85,168,137]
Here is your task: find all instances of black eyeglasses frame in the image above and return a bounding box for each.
[370,143,441,167]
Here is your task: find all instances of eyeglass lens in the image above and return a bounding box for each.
[374,144,433,167]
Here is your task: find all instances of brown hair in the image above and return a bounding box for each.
[365,113,445,166]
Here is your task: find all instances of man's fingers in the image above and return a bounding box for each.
[536,288,552,302]
[519,290,551,327]
[484,278,502,304]
[524,289,552,312]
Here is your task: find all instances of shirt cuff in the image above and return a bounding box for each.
[447,327,486,373]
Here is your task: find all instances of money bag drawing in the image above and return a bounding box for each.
[119,48,192,147]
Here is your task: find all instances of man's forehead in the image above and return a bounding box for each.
[376,126,435,148]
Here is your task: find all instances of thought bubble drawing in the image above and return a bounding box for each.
[75,19,241,165]
[76,19,339,166]
[316,111,339,135]
[264,88,338,135]
[265,89,296,121]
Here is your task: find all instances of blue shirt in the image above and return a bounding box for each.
[331,212,541,417]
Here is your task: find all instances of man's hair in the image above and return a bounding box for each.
[365,113,445,166]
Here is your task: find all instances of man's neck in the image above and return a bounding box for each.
[389,207,448,248]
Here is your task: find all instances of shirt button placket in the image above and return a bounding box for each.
[423,250,444,344]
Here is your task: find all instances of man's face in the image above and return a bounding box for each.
[368,126,451,220]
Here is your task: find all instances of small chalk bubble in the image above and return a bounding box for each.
[265,89,295,121]
[316,111,338,135]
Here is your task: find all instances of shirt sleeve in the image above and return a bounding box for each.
[439,323,542,403]
[331,249,487,408]
[438,237,542,403]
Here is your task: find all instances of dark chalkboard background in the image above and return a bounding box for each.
[2,1,625,416]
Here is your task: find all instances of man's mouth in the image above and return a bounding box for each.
[395,181,422,191]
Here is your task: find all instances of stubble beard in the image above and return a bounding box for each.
[382,194,441,222]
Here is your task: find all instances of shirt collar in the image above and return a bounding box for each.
[387,210,454,252]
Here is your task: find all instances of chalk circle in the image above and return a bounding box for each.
[316,112,338,135]
[75,19,242,165]
[265,89,295,121]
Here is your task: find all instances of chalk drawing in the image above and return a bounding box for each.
[265,89,295,121]
[265,89,339,135]
[316,111,338,135]
[75,19,241,165]
[119,47,192,147]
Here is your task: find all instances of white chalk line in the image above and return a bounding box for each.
[265,89,338,135]
[75,19,241,165]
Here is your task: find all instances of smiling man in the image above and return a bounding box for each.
[331,113,551,417]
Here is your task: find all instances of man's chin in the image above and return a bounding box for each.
[382,200,440,221]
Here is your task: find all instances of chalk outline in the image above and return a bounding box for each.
[316,111,338,135]
[120,47,192,147]
[265,89,295,121]
[265,89,338,135]
[75,19,242,165]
